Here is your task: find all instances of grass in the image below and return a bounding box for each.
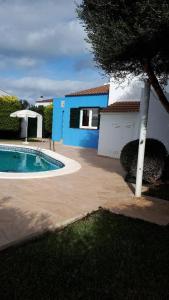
[144,184,169,201]
[0,209,169,300]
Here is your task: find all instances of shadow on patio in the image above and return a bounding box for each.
[0,196,53,250]
[78,146,125,176]
[103,193,169,225]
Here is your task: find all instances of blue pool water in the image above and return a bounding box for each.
[0,147,64,173]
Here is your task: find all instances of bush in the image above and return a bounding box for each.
[0,96,22,138]
[29,105,53,138]
[44,104,53,137]
[162,155,169,181]
[28,106,44,138]
[30,105,44,117]
[120,139,167,184]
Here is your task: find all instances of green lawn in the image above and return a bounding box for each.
[0,209,169,300]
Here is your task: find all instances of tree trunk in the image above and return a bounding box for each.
[135,80,150,197]
[144,62,169,113]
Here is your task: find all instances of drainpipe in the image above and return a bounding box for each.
[135,80,151,197]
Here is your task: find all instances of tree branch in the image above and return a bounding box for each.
[144,62,169,113]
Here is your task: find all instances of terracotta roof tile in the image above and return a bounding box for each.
[102,101,140,113]
[66,84,109,96]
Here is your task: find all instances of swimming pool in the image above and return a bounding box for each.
[0,144,81,179]
[0,146,64,173]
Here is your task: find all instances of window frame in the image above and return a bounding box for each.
[79,108,99,130]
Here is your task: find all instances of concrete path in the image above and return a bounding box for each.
[0,140,169,250]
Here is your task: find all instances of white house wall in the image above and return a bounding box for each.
[35,102,52,107]
[147,91,169,152]
[98,90,169,159]
[98,112,140,158]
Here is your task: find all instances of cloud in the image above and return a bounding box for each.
[0,0,87,59]
[0,0,105,100]
[109,76,143,101]
[0,55,40,69]
[0,76,103,101]
[74,58,95,71]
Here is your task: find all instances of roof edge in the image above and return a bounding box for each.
[65,84,109,97]
[101,101,140,113]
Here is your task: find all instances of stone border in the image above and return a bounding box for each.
[0,143,81,179]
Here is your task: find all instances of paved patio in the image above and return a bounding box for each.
[0,139,169,250]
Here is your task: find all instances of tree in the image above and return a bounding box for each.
[29,105,53,137]
[28,105,45,138]
[0,96,22,137]
[77,0,169,112]
[30,105,44,117]
[19,99,30,109]
[44,105,53,137]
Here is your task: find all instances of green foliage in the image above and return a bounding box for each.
[19,99,30,109]
[0,96,22,134]
[30,105,44,117]
[28,105,44,138]
[44,105,53,136]
[78,1,169,83]
[30,105,53,137]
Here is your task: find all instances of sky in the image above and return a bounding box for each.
[0,0,107,102]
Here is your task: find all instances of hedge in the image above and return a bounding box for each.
[44,105,53,136]
[29,105,53,138]
[0,96,22,136]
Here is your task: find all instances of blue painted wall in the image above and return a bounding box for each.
[52,94,108,148]
[52,97,65,141]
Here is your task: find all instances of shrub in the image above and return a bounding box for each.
[120,139,167,183]
[162,155,169,181]
[28,106,44,138]
[0,96,22,137]
[29,105,53,138]
[44,104,53,137]
[31,105,44,117]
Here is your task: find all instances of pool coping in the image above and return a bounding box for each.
[0,143,81,179]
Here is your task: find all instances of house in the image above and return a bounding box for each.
[98,101,140,158]
[52,85,109,148]
[52,80,169,157]
[98,88,169,158]
[35,97,53,107]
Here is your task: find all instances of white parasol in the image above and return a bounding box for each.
[10,110,41,144]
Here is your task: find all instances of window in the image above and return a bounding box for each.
[80,108,99,129]
[69,107,100,129]
[70,108,80,128]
